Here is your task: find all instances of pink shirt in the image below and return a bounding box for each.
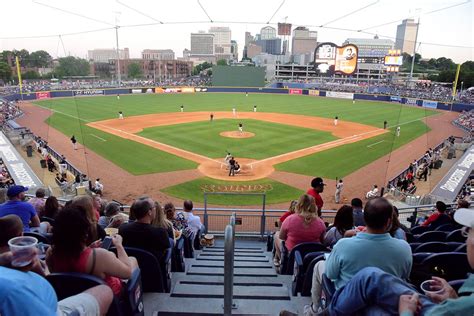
[280,214,326,251]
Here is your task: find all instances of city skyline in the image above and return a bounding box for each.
[0,0,472,63]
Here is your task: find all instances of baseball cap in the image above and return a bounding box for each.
[454,208,474,228]
[7,185,29,197]
[311,177,326,187]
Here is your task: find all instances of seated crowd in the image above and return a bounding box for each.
[0,185,205,314]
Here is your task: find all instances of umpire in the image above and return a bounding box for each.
[228,157,236,176]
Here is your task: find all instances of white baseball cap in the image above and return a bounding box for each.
[454,208,474,228]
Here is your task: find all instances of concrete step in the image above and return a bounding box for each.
[178,280,284,287]
[211,246,263,250]
[191,261,272,268]
[187,267,277,277]
[198,253,267,258]
[196,256,270,262]
[202,248,264,254]
[171,283,290,300]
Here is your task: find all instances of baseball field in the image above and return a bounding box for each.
[30,93,440,205]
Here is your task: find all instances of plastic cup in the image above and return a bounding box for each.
[420,280,444,295]
[8,236,38,267]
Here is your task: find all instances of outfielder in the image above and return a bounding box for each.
[396,126,401,137]
[253,105,257,112]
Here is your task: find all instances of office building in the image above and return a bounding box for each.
[190,32,215,55]
[231,40,238,61]
[141,49,175,60]
[247,43,263,59]
[291,27,317,55]
[209,26,232,60]
[256,38,282,55]
[260,26,276,40]
[395,19,419,54]
[88,48,129,63]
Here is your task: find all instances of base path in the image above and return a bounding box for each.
[88,111,386,181]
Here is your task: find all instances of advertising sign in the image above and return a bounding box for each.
[155,87,165,94]
[406,98,418,106]
[181,87,195,93]
[390,96,402,103]
[195,87,208,92]
[308,89,320,96]
[36,91,51,99]
[131,89,142,94]
[73,90,104,96]
[422,100,438,109]
[384,56,403,66]
[289,89,302,95]
[326,91,354,99]
[278,23,292,36]
[314,42,358,75]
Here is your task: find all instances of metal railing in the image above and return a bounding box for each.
[223,212,236,315]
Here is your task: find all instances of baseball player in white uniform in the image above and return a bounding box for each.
[238,122,243,134]
[232,107,236,116]
[253,105,257,112]
[118,111,124,119]
[334,116,338,126]
[396,126,401,137]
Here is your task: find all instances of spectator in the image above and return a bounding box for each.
[278,194,326,264]
[151,201,175,241]
[389,208,407,240]
[421,201,450,227]
[91,195,102,219]
[0,214,23,253]
[46,205,138,297]
[351,198,365,226]
[325,207,474,315]
[323,205,354,248]
[305,197,412,315]
[0,185,48,233]
[28,188,46,215]
[119,196,170,261]
[307,177,325,217]
[71,196,105,243]
[164,202,189,233]
[273,200,298,264]
[43,196,61,219]
[98,202,126,229]
[178,200,204,237]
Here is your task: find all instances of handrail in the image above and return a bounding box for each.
[223,213,236,315]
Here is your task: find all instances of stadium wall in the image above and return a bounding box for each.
[3,87,473,112]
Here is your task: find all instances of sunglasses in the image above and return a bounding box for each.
[461,226,471,238]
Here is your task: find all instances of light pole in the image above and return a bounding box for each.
[460,81,464,93]
[409,16,420,82]
[114,12,122,87]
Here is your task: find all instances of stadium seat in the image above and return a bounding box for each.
[279,242,330,275]
[434,223,458,232]
[409,242,422,252]
[24,231,51,244]
[300,254,327,297]
[183,234,195,259]
[193,229,202,250]
[454,244,467,253]
[415,231,447,243]
[111,247,167,293]
[321,273,336,309]
[172,236,185,272]
[446,229,466,243]
[266,233,274,252]
[46,271,142,316]
[427,214,453,230]
[414,242,451,253]
[292,251,329,296]
[40,216,55,225]
[410,225,429,235]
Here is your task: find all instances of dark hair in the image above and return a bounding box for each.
[363,197,393,230]
[164,202,176,220]
[183,200,193,211]
[351,198,363,208]
[0,215,23,248]
[389,207,402,237]
[436,201,447,213]
[104,202,121,217]
[44,196,60,219]
[51,205,91,259]
[333,205,354,235]
[458,200,469,209]
[35,188,46,198]
[130,197,153,220]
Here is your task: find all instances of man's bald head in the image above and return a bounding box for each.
[363,197,393,230]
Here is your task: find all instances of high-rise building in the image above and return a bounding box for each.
[260,26,276,40]
[245,32,254,46]
[88,48,129,63]
[256,38,282,55]
[231,40,238,61]
[395,19,419,54]
[291,27,317,55]
[247,43,263,59]
[141,49,175,60]
[209,26,232,56]
[190,32,215,55]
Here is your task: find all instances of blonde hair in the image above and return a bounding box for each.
[152,201,173,231]
[288,200,298,214]
[296,194,318,225]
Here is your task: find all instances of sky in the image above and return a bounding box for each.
[1,0,473,63]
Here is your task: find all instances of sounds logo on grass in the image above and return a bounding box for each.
[200,184,273,193]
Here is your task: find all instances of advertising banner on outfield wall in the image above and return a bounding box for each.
[308,90,320,96]
[422,100,438,109]
[36,91,51,99]
[430,145,473,202]
[130,88,154,94]
[194,87,208,92]
[155,87,164,94]
[390,96,402,103]
[405,98,418,106]
[73,90,104,96]
[0,132,43,189]
[289,89,302,95]
[326,91,353,99]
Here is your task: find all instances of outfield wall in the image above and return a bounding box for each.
[3,86,473,112]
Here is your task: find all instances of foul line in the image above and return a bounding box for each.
[90,134,106,141]
[367,140,385,148]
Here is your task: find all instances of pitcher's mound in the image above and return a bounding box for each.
[198,158,274,181]
[220,131,255,138]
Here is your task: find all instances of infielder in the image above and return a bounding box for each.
[180,105,184,112]
[334,116,338,126]
[253,105,257,112]
[232,107,236,116]
[118,111,124,119]
[116,94,120,100]
[396,126,401,137]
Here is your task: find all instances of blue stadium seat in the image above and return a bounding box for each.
[24,231,51,244]
[421,252,473,281]
[321,273,336,309]
[292,251,329,295]
[446,229,466,243]
[435,223,458,232]
[193,229,202,250]
[410,225,429,235]
[279,242,330,275]
[183,234,195,259]
[415,231,447,243]
[427,214,453,230]
[172,236,185,272]
[409,243,422,253]
[454,244,467,253]
[40,216,55,225]
[300,254,327,297]
[414,242,451,253]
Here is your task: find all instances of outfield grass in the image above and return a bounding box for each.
[276,120,430,178]
[162,177,304,205]
[138,119,337,159]
[35,93,438,175]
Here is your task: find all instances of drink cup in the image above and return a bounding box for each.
[8,236,38,267]
[421,280,444,295]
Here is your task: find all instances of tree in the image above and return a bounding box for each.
[22,70,41,79]
[192,62,213,75]
[216,59,228,66]
[0,61,12,82]
[29,50,52,68]
[127,62,142,78]
[55,56,90,78]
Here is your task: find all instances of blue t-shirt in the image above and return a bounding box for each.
[0,200,37,232]
[0,266,57,316]
[325,232,412,289]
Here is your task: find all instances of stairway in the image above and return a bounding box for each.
[145,239,310,315]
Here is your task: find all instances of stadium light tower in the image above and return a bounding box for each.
[114,11,122,87]
[409,9,421,81]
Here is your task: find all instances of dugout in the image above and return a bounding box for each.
[212,65,265,87]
